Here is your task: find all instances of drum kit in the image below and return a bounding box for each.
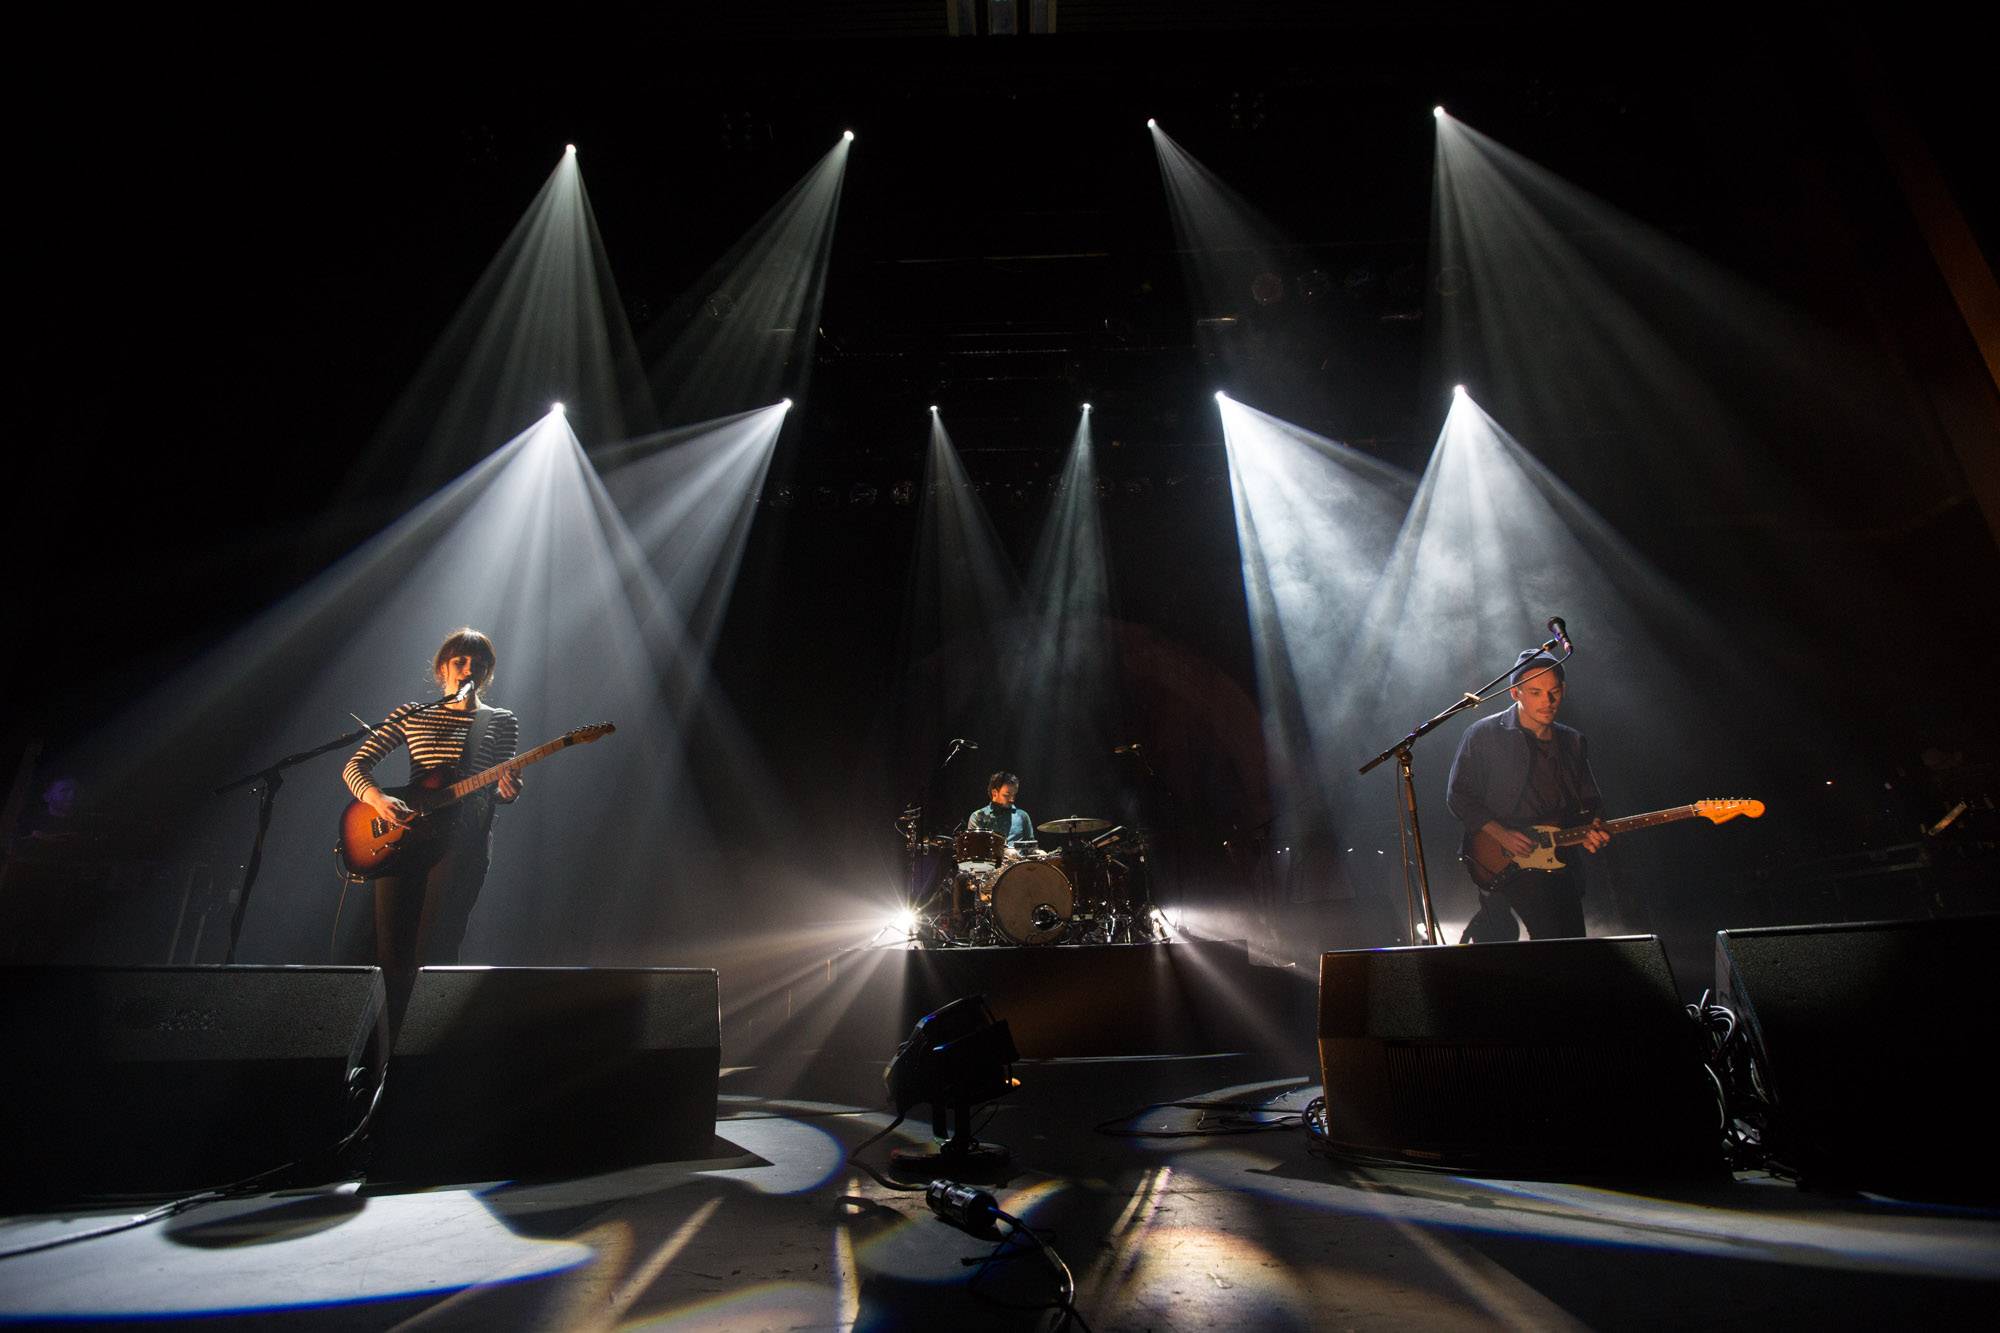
[912,815,1162,947]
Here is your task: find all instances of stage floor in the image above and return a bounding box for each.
[3,1048,1996,1330]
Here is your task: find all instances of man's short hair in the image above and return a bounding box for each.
[987,770,1019,795]
[1509,649,1565,686]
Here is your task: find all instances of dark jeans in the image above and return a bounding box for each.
[1460,865,1585,943]
[373,834,489,1032]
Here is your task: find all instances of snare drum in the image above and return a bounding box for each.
[953,828,1005,873]
[988,858,1074,945]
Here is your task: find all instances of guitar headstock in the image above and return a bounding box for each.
[1695,797,1764,823]
[568,723,616,744]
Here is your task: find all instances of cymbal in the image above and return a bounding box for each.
[1037,815,1112,834]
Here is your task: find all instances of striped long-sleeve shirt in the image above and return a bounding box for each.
[342,703,521,800]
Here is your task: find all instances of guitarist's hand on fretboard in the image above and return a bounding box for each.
[1579,819,1610,853]
[496,767,524,803]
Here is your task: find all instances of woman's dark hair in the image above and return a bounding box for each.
[433,627,498,696]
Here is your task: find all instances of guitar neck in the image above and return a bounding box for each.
[1552,805,1698,847]
[440,736,573,804]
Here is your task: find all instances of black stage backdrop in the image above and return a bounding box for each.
[6,9,1996,990]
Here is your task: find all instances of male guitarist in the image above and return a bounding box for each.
[1447,649,1608,943]
[342,627,522,1029]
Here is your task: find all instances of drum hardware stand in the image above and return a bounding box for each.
[899,738,977,941]
[1115,744,1185,937]
[1357,631,1572,947]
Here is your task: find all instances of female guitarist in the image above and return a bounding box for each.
[341,627,522,1030]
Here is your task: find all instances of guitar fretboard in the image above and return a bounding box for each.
[1551,805,1699,846]
[442,734,585,803]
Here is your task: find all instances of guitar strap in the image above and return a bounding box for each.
[463,704,498,784]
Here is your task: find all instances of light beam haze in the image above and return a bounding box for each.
[646,137,850,424]
[1217,395,1412,946]
[896,411,1020,769]
[352,147,651,496]
[1002,409,1122,815]
[57,409,733,967]
[1430,111,1964,636]
[596,401,791,663]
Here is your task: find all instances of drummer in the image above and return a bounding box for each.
[966,771,1036,852]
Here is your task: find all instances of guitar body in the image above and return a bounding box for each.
[1463,825,1566,888]
[336,770,468,880]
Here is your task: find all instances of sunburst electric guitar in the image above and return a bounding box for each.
[1463,797,1764,889]
[336,722,614,879]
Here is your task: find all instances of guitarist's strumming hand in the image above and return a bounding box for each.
[364,788,415,827]
[1481,822,1538,858]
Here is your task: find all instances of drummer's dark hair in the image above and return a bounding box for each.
[988,771,1019,794]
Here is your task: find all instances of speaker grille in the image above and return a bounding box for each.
[1319,938,1715,1173]
[0,966,386,1203]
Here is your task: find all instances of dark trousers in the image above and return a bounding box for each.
[1461,865,1585,943]
[374,834,488,1032]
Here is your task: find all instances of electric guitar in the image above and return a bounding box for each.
[336,723,614,879]
[1463,797,1764,889]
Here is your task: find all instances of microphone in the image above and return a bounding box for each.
[455,677,478,702]
[953,738,979,750]
[1113,742,1142,754]
[1546,617,1572,654]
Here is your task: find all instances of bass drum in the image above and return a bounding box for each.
[988,858,1074,945]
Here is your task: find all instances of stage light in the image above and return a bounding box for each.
[1452,384,1466,397]
[843,130,855,142]
[551,401,566,414]
[929,404,939,413]
[884,996,1018,1178]
[1081,402,1092,412]
[1147,118,1158,128]
[1214,390,1228,402]
[1433,106,1445,119]
[780,397,793,409]
[565,143,577,154]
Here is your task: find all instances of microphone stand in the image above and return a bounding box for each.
[214,687,469,964]
[902,738,973,930]
[1357,638,1570,946]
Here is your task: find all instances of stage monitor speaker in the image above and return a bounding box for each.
[1318,937,1716,1175]
[0,966,386,1205]
[1715,915,2000,1200]
[370,966,721,1184]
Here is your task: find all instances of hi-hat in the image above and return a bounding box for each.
[1037,815,1113,834]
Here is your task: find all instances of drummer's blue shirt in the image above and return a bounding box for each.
[967,803,1035,845]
